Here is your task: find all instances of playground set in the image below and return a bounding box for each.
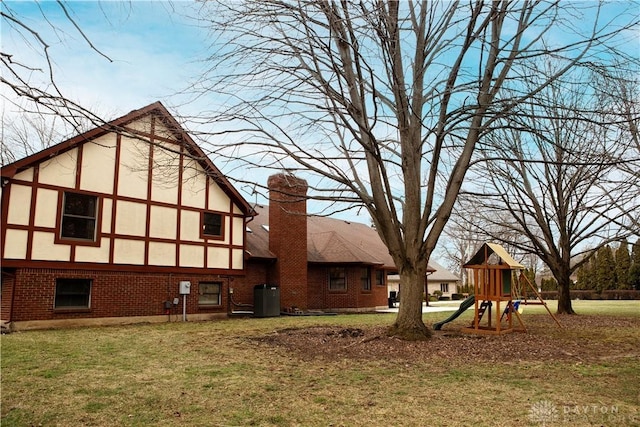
[433,243,561,334]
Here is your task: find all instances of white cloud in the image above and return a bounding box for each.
[1,1,208,118]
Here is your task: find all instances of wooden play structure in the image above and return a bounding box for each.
[461,243,561,335]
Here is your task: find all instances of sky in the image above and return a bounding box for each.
[1,1,206,118]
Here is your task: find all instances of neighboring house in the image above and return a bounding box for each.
[1,102,402,330]
[387,259,460,299]
[535,255,584,290]
[1,102,254,329]
[425,259,461,296]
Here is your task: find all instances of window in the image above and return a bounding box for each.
[440,283,449,293]
[361,267,371,291]
[202,212,223,238]
[375,270,385,286]
[60,192,98,241]
[199,282,222,306]
[55,279,91,309]
[329,267,346,291]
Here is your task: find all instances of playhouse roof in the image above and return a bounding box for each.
[463,243,524,269]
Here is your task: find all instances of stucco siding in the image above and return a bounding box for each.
[232,217,244,246]
[180,160,206,209]
[232,249,244,270]
[179,245,205,268]
[13,167,33,182]
[31,231,70,261]
[207,247,229,269]
[150,141,180,204]
[179,210,202,242]
[149,205,177,240]
[115,201,147,236]
[39,148,77,188]
[101,198,113,233]
[113,239,145,265]
[4,229,28,259]
[6,184,31,226]
[117,137,149,199]
[80,137,117,194]
[34,188,58,228]
[75,238,111,263]
[148,241,176,266]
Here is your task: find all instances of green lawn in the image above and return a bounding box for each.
[2,300,639,427]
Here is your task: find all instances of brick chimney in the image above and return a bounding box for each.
[267,173,308,310]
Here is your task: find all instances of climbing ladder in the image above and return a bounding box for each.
[475,300,492,324]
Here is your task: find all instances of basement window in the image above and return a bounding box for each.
[199,282,222,306]
[60,192,98,241]
[54,278,91,309]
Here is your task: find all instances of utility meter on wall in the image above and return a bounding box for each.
[179,281,191,295]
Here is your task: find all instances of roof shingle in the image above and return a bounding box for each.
[247,205,396,268]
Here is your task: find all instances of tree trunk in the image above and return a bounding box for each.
[556,274,575,315]
[387,267,431,340]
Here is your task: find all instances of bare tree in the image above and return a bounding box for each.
[0,110,76,166]
[458,60,639,315]
[1,3,200,172]
[439,221,484,289]
[1,1,112,133]
[184,1,637,338]
[442,206,546,289]
[592,65,640,233]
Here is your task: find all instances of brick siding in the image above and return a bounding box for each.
[308,265,388,311]
[6,268,234,322]
[267,174,309,310]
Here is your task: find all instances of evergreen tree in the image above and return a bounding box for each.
[575,253,595,290]
[576,264,588,290]
[615,241,631,289]
[595,245,616,292]
[541,278,558,291]
[588,254,598,290]
[520,268,537,297]
[629,239,640,291]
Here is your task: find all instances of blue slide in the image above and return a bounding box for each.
[432,295,475,331]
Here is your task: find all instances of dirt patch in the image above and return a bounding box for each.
[251,315,640,364]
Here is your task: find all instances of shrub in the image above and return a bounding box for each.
[451,293,464,300]
[540,291,558,300]
[601,290,640,300]
[570,290,600,300]
[543,290,640,300]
